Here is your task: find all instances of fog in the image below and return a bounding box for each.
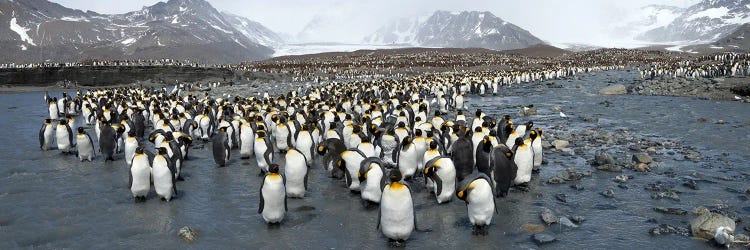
[54,0,701,46]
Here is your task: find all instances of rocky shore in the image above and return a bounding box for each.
[630,77,750,102]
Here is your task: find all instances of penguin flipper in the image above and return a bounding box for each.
[86,133,95,157]
[304,171,308,190]
[434,175,443,196]
[128,169,133,189]
[66,125,74,147]
[39,125,45,149]
[263,151,272,169]
[282,175,288,212]
[258,179,265,214]
[376,206,381,230]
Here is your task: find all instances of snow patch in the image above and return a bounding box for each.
[666,44,686,52]
[211,24,233,34]
[180,6,187,12]
[172,15,179,24]
[710,46,724,49]
[687,7,729,21]
[20,44,27,50]
[9,17,36,46]
[120,38,136,45]
[61,16,88,22]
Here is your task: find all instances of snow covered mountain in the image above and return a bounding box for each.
[612,5,685,41]
[222,12,284,48]
[364,10,544,51]
[637,0,750,43]
[0,0,276,63]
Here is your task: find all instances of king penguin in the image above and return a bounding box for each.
[358,157,386,207]
[450,130,475,182]
[284,148,308,198]
[397,136,419,180]
[129,147,151,202]
[457,173,497,235]
[424,157,456,204]
[56,119,74,154]
[379,169,417,247]
[254,130,274,175]
[339,148,367,192]
[475,136,493,177]
[75,127,95,162]
[490,145,517,197]
[39,119,55,150]
[259,164,287,224]
[152,147,177,201]
[512,137,534,186]
[212,127,231,167]
[99,121,117,161]
[530,128,543,169]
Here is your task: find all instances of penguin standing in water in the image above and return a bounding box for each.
[512,137,534,186]
[56,119,74,154]
[450,131,475,182]
[75,127,95,162]
[379,169,417,247]
[152,147,177,201]
[284,148,308,198]
[456,173,497,235]
[530,128,543,169]
[239,121,255,159]
[424,157,456,204]
[259,164,287,224]
[254,130,274,175]
[39,119,55,150]
[212,127,230,167]
[99,121,117,161]
[317,138,346,178]
[358,157,386,207]
[490,145,517,197]
[397,136,419,180]
[124,131,138,165]
[129,147,151,202]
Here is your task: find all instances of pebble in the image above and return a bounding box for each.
[649,224,690,236]
[571,216,586,224]
[651,191,680,201]
[600,189,615,198]
[555,193,568,203]
[683,179,699,190]
[178,226,198,243]
[653,207,688,215]
[570,184,584,191]
[560,148,575,156]
[632,153,653,164]
[532,233,557,245]
[593,150,615,166]
[633,163,651,172]
[552,140,569,150]
[596,164,623,172]
[521,223,546,234]
[559,217,578,228]
[540,208,558,225]
[614,175,629,183]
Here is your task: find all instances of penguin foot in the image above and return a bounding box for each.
[177,176,185,181]
[160,197,166,201]
[241,156,250,160]
[471,225,481,235]
[388,239,406,248]
[362,200,378,209]
[258,170,266,176]
[480,225,489,236]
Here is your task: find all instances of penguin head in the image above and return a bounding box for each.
[44,119,52,124]
[429,140,438,150]
[397,122,406,128]
[164,132,174,141]
[388,169,403,183]
[536,128,543,137]
[424,163,436,177]
[434,110,441,117]
[157,147,168,155]
[77,127,85,134]
[474,126,482,133]
[400,136,412,148]
[219,127,227,133]
[526,121,534,130]
[415,129,423,137]
[135,147,144,155]
[529,130,538,140]
[317,144,327,156]
[481,136,492,151]
[59,119,68,125]
[475,109,482,118]
[515,137,525,147]
[268,164,280,174]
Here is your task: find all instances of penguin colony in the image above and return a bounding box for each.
[39,78,546,246]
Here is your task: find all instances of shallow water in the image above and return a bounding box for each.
[0,70,748,249]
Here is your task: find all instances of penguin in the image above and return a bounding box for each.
[471,127,485,163]
[212,127,231,167]
[339,148,367,192]
[55,119,74,154]
[504,124,519,149]
[475,136,493,177]
[129,147,151,202]
[99,121,117,161]
[294,124,315,166]
[396,136,418,180]
[378,131,399,166]
[152,147,177,201]
[39,119,55,150]
[258,164,287,224]
[358,157,386,206]
[456,173,497,236]
[284,148,308,198]
[317,138,346,178]
[273,118,292,153]
[124,131,138,165]
[423,157,456,204]
[48,98,59,120]
[450,133,474,182]
[75,127,95,162]
[378,169,417,247]
[239,121,255,159]
[530,128,543,169]
[512,137,534,186]
[490,145,517,197]
[254,130,274,175]
[412,129,427,174]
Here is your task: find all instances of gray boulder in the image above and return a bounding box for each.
[690,209,736,240]
[599,84,627,95]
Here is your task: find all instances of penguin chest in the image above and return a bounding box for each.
[381,186,414,240]
[467,180,494,225]
[362,168,383,202]
[261,177,286,222]
[284,153,308,196]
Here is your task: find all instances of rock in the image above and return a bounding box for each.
[532,233,557,245]
[559,217,578,228]
[697,118,707,123]
[570,184,584,191]
[650,224,690,236]
[551,106,561,111]
[551,140,569,150]
[520,106,537,116]
[632,153,653,164]
[614,175,629,183]
[747,188,750,195]
[716,120,725,124]
[683,179,699,190]
[652,191,680,201]
[541,141,553,149]
[633,163,651,172]
[560,148,575,156]
[653,207,688,215]
[540,208,558,225]
[555,193,567,203]
[571,216,585,224]
[690,211,736,240]
[521,223,546,234]
[617,184,629,189]
[178,226,198,243]
[593,151,615,166]
[600,189,615,198]
[596,164,623,172]
[547,176,566,184]
[599,84,627,95]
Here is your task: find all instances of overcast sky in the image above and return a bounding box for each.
[52,0,701,45]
